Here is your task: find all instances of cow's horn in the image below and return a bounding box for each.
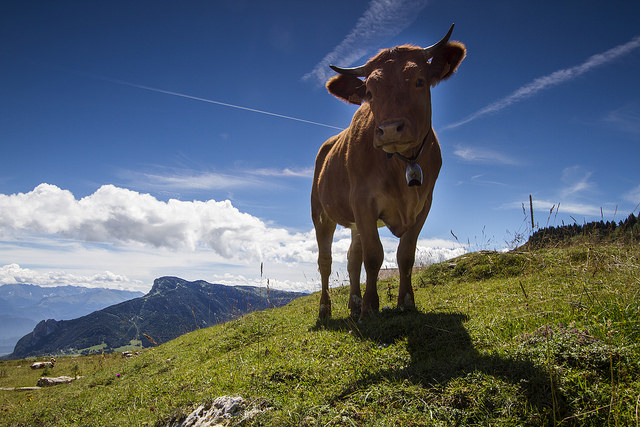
[330,23,454,75]
[422,24,455,59]
[329,64,368,77]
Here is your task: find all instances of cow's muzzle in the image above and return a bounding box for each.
[376,120,405,140]
[374,120,413,150]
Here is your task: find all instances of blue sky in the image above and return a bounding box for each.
[1,0,639,293]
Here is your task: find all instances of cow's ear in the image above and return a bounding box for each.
[326,74,366,105]
[429,41,466,86]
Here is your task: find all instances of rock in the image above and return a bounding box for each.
[30,358,56,369]
[180,396,243,426]
[30,319,60,343]
[171,395,269,426]
[36,376,79,387]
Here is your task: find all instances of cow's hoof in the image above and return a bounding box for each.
[318,304,332,319]
[399,293,416,311]
[358,307,379,321]
[349,295,362,318]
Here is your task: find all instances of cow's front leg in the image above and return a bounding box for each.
[397,200,431,310]
[356,220,383,318]
[347,227,363,318]
[314,214,336,319]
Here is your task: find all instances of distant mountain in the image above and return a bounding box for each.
[0,284,144,356]
[6,277,305,359]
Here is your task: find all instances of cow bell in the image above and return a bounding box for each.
[406,162,423,186]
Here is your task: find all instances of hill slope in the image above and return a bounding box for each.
[1,243,638,425]
[7,277,304,359]
[523,212,640,249]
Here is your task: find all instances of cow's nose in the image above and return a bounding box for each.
[376,120,405,141]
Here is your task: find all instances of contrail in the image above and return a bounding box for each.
[100,76,344,131]
[443,34,640,130]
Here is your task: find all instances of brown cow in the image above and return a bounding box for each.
[311,24,466,319]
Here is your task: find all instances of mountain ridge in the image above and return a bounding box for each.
[5,276,305,359]
[0,283,144,356]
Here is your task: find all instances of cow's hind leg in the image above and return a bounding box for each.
[314,213,336,319]
[347,227,363,318]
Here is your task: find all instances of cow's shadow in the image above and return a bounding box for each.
[313,309,562,421]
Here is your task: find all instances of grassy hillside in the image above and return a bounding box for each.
[1,242,638,425]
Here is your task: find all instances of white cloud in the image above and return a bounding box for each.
[414,244,465,266]
[122,167,313,194]
[503,199,615,218]
[378,235,464,267]
[138,171,258,191]
[560,166,593,199]
[252,167,314,178]
[0,184,463,292]
[0,263,142,290]
[500,165,621,219]
[417,237,463,250]
[303,0,430,85]
[0,230,321,293]
[0,183,309,262]
[444,35,640,130]
[453,145,518,165]
[604,104,640,134]
[624,184,640,205]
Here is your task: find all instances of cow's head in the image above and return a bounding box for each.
[326,24,466,156]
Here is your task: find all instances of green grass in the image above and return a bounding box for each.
[112,340,145,354]
[77,342,108,355]
[1,242,638,425]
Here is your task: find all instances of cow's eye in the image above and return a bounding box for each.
[366,90,373,100]
[416,78,425,88]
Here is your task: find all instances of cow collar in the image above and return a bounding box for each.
[386,126,431,163]
[386,127,431,187]
[389,137,426,164]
